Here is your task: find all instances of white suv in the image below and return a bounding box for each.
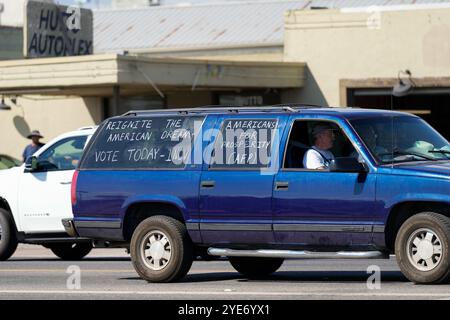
[0,126,97,261]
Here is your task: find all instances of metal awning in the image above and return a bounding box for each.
[0,54,305,97]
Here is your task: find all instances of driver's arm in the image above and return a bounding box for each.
[303,150,327,170]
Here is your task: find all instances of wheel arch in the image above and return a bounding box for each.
[385,201,450,252]
[0,197,12,213]
[122,201,187,241]
[0,197,18,232]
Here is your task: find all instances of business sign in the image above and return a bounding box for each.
[24,0,93,58]
[219,92,280,106]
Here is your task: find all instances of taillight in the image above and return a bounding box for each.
[71,170,79,206]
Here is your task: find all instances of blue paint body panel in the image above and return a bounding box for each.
[72,108,450,251]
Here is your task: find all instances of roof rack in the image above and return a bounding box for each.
[121,105,308,117]
[270,103,325,109]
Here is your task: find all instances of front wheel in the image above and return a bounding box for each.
[395,212,450,284]
[48,242,93,260]
[229,257,284,278]
[0,209,18,261]
[130,216,194,283]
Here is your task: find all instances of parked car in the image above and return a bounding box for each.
[69,106,450,284]
[0,126,97,261]
[0,154,21,170]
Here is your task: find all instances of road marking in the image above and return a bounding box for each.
[0,289,449,298]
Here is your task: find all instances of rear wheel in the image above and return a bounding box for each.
[0,209,18,261]
[395,212,450,284]
[229,257,284,278]
[130,216,193,283]
[48,242,93,260]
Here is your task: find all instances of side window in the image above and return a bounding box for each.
[37,136,87,172]
[209,118,279,169]
[283,120,357,170]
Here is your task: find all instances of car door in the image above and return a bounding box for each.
[199,114,288,244]
[18,134,89,233]
[273,116,379,247]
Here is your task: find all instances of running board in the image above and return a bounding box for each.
[207,248,389,259]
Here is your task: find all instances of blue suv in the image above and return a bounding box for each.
[69,105,450,283]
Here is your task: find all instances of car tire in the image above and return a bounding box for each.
[395,212,450,284]
[0,208,18,261]
[229,257,284,278]
[49,242,93,260]
[130,215,193,283]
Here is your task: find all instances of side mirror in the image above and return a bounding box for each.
[24,156,38,172]
[329,157,368,173]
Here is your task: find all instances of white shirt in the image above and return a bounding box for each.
[303,146,335,169]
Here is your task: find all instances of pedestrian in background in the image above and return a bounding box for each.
[22,130,45,162]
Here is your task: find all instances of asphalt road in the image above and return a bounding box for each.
[0,244,450,300]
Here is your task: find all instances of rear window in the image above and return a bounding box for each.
[80,116,204,169]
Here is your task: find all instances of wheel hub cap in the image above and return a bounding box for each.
[149,241,165,260]
[141,230,172,271]
[417,240,433,260]
[407,228,443,272]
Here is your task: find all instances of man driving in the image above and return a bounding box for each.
[303,124,335,170]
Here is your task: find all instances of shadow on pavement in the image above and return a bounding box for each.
[119,272,240,283]
[118,270,408,283]
[259,270,408,282]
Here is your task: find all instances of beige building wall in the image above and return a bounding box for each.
[0,96,102,160]
[283,6,450,106]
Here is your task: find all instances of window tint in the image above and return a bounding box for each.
[209,118,279,169]
[81,116,204,169]
[37,136,87,171]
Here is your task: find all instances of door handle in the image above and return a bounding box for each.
[201,180,216,188]
[60,181,72,185]
[275,181,289,190]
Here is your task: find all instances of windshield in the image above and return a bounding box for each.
[0,155,20,169]
[350,116,450,164]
